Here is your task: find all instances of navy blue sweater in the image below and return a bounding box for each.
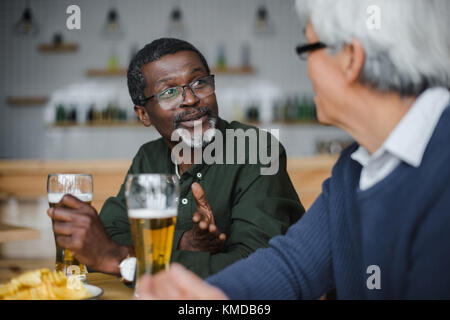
[207,105,450,299]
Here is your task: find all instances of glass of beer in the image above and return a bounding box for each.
[125,174,179,280]
[47,173,92,282]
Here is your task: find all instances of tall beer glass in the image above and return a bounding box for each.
[47,174,92,281]
[125,174,179,280]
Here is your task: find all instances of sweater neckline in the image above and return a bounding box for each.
[354,102,450,199]
[354,160,409,199]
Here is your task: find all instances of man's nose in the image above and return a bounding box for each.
[180,86,199,107]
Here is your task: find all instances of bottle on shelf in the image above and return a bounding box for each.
[108,49,119,71]
[241,43,251,69]
[271,94,318,124]
[245,102,260,123]
[55,104,68,124]
[68,104,77,123]
[232,100,244,122]
[86,104,95,123]
[216,44,227,70]
[285,98,297,122]
[118,108,128,122]
[53,98,145,127]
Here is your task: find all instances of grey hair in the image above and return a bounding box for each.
[295,0,450,95]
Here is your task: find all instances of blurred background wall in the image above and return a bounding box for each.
[0,0,351,160]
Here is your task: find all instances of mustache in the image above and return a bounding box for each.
[173,107,215,128]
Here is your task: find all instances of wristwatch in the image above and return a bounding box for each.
[119,256,136,282]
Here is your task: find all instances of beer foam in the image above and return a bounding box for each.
[48,193,92,203]
[128,208,177,219]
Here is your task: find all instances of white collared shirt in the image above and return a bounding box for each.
[351,87,450,191]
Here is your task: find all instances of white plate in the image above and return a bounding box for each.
[84,284,103,300]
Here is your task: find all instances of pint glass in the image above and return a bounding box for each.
[47,174,92,281]
[125,174,179,280]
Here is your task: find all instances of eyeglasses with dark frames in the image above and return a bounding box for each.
[296,42,327,60]
[141,74,215,110]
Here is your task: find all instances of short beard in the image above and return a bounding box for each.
[173,107,217,148]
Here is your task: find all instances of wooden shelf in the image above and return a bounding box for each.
[7,96,48,106]
[86,68,127,77]
[272,120,320,126]
[51,121,141,128]
[37,43,78,53]
[211,66,255,75]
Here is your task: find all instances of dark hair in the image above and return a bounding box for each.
[127,38,210,106]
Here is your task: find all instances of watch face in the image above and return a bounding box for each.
[120,257,137,282]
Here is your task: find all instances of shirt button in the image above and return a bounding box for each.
[181,198,188,205]
[196,173,202,178]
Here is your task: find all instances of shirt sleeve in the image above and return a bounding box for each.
[99,150,144,247]
[206,178,334,299]
[99,181,133,246]
[171,147,306,279]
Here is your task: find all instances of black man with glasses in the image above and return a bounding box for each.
[48,38,304,280]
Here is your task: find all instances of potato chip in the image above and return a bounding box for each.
[0,268,93,300]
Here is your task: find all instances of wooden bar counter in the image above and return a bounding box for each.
[0,159,131,212]
[0,155,337,211]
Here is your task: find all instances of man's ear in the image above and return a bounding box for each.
[341,38,366,84]
[134,105,152,127]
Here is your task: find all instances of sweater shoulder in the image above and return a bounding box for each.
[331,142,360,175]
[424,104,450,158]
[415,104,450,181]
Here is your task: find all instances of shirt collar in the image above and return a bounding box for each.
[352,87,450,168]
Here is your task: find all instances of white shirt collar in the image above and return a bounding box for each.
[352,87,450,168]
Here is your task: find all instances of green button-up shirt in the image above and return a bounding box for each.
[99,118,304,278]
